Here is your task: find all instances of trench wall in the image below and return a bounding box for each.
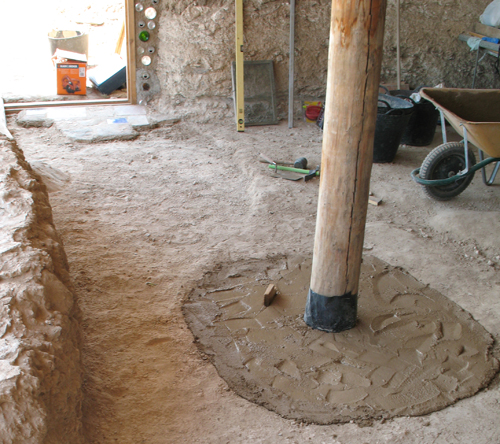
[148,0,498,119]
[0,136,83,444]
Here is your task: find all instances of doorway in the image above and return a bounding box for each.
[0,0,136,111]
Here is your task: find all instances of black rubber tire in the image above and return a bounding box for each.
[420,142,476,201]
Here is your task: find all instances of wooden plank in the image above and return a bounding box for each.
[125,0,137,104]
[4,99,129,114]
[115,21,126,55]
[235,0,245,132]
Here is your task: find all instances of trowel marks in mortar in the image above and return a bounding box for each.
[184,256,499,424]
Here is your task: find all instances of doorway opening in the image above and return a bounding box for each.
[0,0,136,112]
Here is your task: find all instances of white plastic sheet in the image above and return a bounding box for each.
[480,0,500,28]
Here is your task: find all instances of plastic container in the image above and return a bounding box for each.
[373,94,414,163]
[389,89,439,146]
[48,30,89,58]
[88,55,126,95]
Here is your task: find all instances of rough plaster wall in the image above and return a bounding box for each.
[155,0,331,119]
[383,0,500,90]
[153,0,497,119]
[0,138,83,444]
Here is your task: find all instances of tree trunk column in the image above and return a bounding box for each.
[305,0,387,332]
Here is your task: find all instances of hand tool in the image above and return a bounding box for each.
[267,164,320,180]
[259,153,308,169]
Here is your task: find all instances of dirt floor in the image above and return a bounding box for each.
[8,115,500,444]
[0,0,124,103]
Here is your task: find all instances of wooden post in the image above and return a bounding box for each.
[305,0,387,332]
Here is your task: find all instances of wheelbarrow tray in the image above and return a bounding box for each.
[420,88,500,158]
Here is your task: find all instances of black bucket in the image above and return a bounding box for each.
[373,94,414,163]
[389,89,439,146]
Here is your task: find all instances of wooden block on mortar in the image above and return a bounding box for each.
[264,284,278,307]
[369,196,383,206]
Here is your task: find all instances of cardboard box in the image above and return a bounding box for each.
[53,49,87,95]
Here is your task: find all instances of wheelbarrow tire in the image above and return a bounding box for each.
[420,142,476,201]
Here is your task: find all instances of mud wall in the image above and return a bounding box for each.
[151,0,497,119]
[0,137,83,444]
[382,0,499,90]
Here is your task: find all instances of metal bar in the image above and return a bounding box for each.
[396,0,401,89]
[461,124,471,172]
[235,0,245,132]
[478,149,500,185]
[288,0,295,129]
[440,110,447,144]
[490,161,500,183]
[458,33,500,52]
[472,47,481,88]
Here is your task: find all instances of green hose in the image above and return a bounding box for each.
[411,157,500,186]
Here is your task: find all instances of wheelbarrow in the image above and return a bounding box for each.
[411,88,500,200]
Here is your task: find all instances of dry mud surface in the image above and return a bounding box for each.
[8,116,500,443]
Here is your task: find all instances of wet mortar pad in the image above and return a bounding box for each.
[184,256,499,424]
